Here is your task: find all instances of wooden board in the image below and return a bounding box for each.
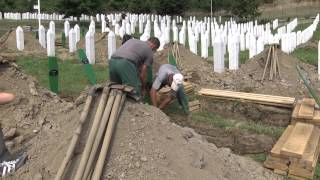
[274,169,287,176]
[292,101,302,119]
[299,127,320,169]
[263,158,289,171]
[271,125,294,158]
[281,123,314,159]
[289,166,314,179]
[198,89,295,108]
[288,174,308,180]
[189,105,200,112]
[189,100,200,107]
[313,110,320,121]
[298,98,316,119]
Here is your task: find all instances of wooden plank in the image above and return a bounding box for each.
[188,100,200,107]
[289,166,314,179]
[313,110,320,121]
[199,89,295,101]
[203,96,293,108]
[271,125,294,158]
[299,127,320,168]
[298,98,315,119]
[198,89,295,107]
[281,123,314,159]
[274,169,287,175]
[189,105,200,112]
[263,158,289,171]
[288,174,308,180]
[292,101,303,119]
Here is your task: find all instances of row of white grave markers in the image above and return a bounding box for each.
[16,26,24,51]
[12,12,318,70]
[281,14,319,54]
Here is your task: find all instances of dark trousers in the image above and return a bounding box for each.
[0,129,11,162]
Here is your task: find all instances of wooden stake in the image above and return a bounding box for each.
[262,45,272,81]
[73,87,110,180]
[275,48,282,79]
[91,90,123,180]
[54,86,100,180]
[81,90,117,180]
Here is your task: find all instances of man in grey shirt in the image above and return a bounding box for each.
[150,64,184,109]
[109,37,160,99]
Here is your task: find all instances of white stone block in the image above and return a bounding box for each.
[74,24,80,43]
[213,36,224,73]
[16,26,24,51]
[85,30,95,64]
[47,29,55,57]
[49,21,55,34]
[108,31,116,60]
[69,28,77,53]
[39,25,46,48]
[64,21,70,37]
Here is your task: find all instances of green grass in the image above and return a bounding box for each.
[240,50,250,64]
[181,107,285,139]
[292,47,318,66]
[16,57,109,97]
[247,153,267,163]
[239,123,285,139]
[191,111,235,130]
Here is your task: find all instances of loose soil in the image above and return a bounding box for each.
[0,61,280,179]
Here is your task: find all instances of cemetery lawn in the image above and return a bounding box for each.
[16,57,109,98]
[292,47,318,65]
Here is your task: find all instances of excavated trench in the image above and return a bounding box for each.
[167,97,292,155]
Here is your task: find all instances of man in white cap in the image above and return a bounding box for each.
[150,64,184,109]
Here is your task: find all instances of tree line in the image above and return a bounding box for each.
[0,0,275,20]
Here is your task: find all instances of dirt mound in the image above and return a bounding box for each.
[0,61,280,179]
[155,44,320,98]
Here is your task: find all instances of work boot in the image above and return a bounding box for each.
[0,152,27,177]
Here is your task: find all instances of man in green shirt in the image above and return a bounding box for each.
[109,37,160,100]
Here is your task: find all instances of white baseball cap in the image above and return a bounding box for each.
[171,73,184,92]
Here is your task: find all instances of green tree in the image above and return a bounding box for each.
[223,0,261,20]
[153,0,189,15]
[56,0,104,18]
[128,0,152,13]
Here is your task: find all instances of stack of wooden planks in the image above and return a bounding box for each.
[189,100,200,112]
[198,89,295,108]
[264,122,320,179]
[292,98,320,126]
[159,82,194,95]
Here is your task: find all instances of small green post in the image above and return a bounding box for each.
[61,32,66,48]
[48,56,59,93]
[77,49,97,85]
